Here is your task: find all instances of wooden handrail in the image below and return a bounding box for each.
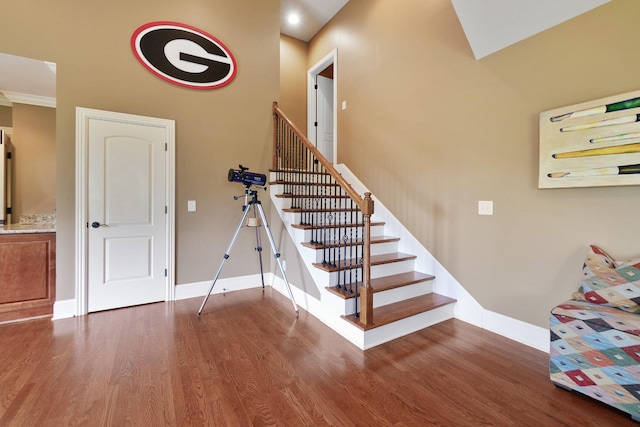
[272,103,373,215]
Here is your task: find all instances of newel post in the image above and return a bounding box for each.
[360,192,374,326]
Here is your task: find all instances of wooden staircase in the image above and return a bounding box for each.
[270,103,456,349]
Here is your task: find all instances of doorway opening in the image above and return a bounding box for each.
[307,49,338,164]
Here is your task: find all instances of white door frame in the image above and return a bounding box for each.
[307,49,338,164]
[75,107,175,316]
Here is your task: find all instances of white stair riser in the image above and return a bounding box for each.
[283,211,367,226]
[362,304,455,350]
[275,195,362,210]
[305,240,399,264]
[280,210,371,229]
[344,282,434,315]
[295,224,386,240]
[316,259,417,287]
[371,259,416,278]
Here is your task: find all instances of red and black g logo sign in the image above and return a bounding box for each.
[131,21,237,90]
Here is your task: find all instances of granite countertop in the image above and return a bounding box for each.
[0,223,56,234]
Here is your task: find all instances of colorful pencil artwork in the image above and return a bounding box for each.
[539,88,640,188]
[590,131,640,144]
[559,114,640,133]
[548,164,640,178]
[550,97,640,122]
[552,142,640,159]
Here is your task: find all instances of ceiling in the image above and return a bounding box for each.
[451,0,610,59]
[280,0,349,43]
[0,0,613,107]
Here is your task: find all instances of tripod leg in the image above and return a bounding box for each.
[197,206,252,316]
[255,203,298,313]
[253,204,265,289]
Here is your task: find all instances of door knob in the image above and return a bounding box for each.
[91,222,107,228]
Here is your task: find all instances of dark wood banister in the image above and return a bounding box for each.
[272,102,374,325]
[272,103,373,215]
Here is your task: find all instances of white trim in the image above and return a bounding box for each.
[1,91,56,108]
[57,273,551,353]
[75,107,175,316]
[482,310,549,353]
[53,299,76,320]
[307,49,338,164]
[174,274,271,301]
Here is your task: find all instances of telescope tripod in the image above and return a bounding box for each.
[197,185,298,316]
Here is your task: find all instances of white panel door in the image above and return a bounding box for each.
[87,118,167,312]
[316,75,334,162]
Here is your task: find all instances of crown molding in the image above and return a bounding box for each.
[1,91,56,108]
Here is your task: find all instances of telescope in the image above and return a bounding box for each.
[227,165,266,187]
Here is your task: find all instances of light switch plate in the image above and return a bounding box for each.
[188,200,196,212]
[478,200,493,215]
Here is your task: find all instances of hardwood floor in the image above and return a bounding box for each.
[0,287,635,426]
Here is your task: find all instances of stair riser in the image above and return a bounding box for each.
[270,183,362,207]
[340,282,435,315]
[296,224,386,241]
[280,198,362,211]
[324,281,437,317]
[285,211,367,225]
[362,304,455,349]
[318,259,417,287]
[306,241,399,263]
[281,209,368,229]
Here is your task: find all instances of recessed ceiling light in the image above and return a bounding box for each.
[287,13,300,25]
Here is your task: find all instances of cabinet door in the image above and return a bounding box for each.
[0,232,55,322]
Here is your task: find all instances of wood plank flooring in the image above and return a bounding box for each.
[0,287,635,426]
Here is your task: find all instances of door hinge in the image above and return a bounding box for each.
[165,268,168,277]
[314,84,318,90]
[6,152,11,159]
[165,143,168,151]
[314,122,318,127]
[165,206,168,214]
[6,207,11,215]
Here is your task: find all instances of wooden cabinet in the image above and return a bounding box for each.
[0,232,55,323]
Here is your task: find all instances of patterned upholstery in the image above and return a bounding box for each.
[550,300,640,419]
[573,245,640,313]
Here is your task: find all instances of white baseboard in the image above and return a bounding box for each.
[53,299,77,320]
[482,310,549,353]
[52,275,550,353]
[174,273,269,301]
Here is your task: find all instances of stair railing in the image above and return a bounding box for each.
[272,102,375,326]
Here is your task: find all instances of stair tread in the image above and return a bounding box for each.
[292,221,385,230]
[270,180,339,186]
[341,293,457,331]
[313,252,416,272]
[303,235,399,250]
[276,193,351,199]
[326,271,435,299]
[283,207,358,213]
[270,169,330,176]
